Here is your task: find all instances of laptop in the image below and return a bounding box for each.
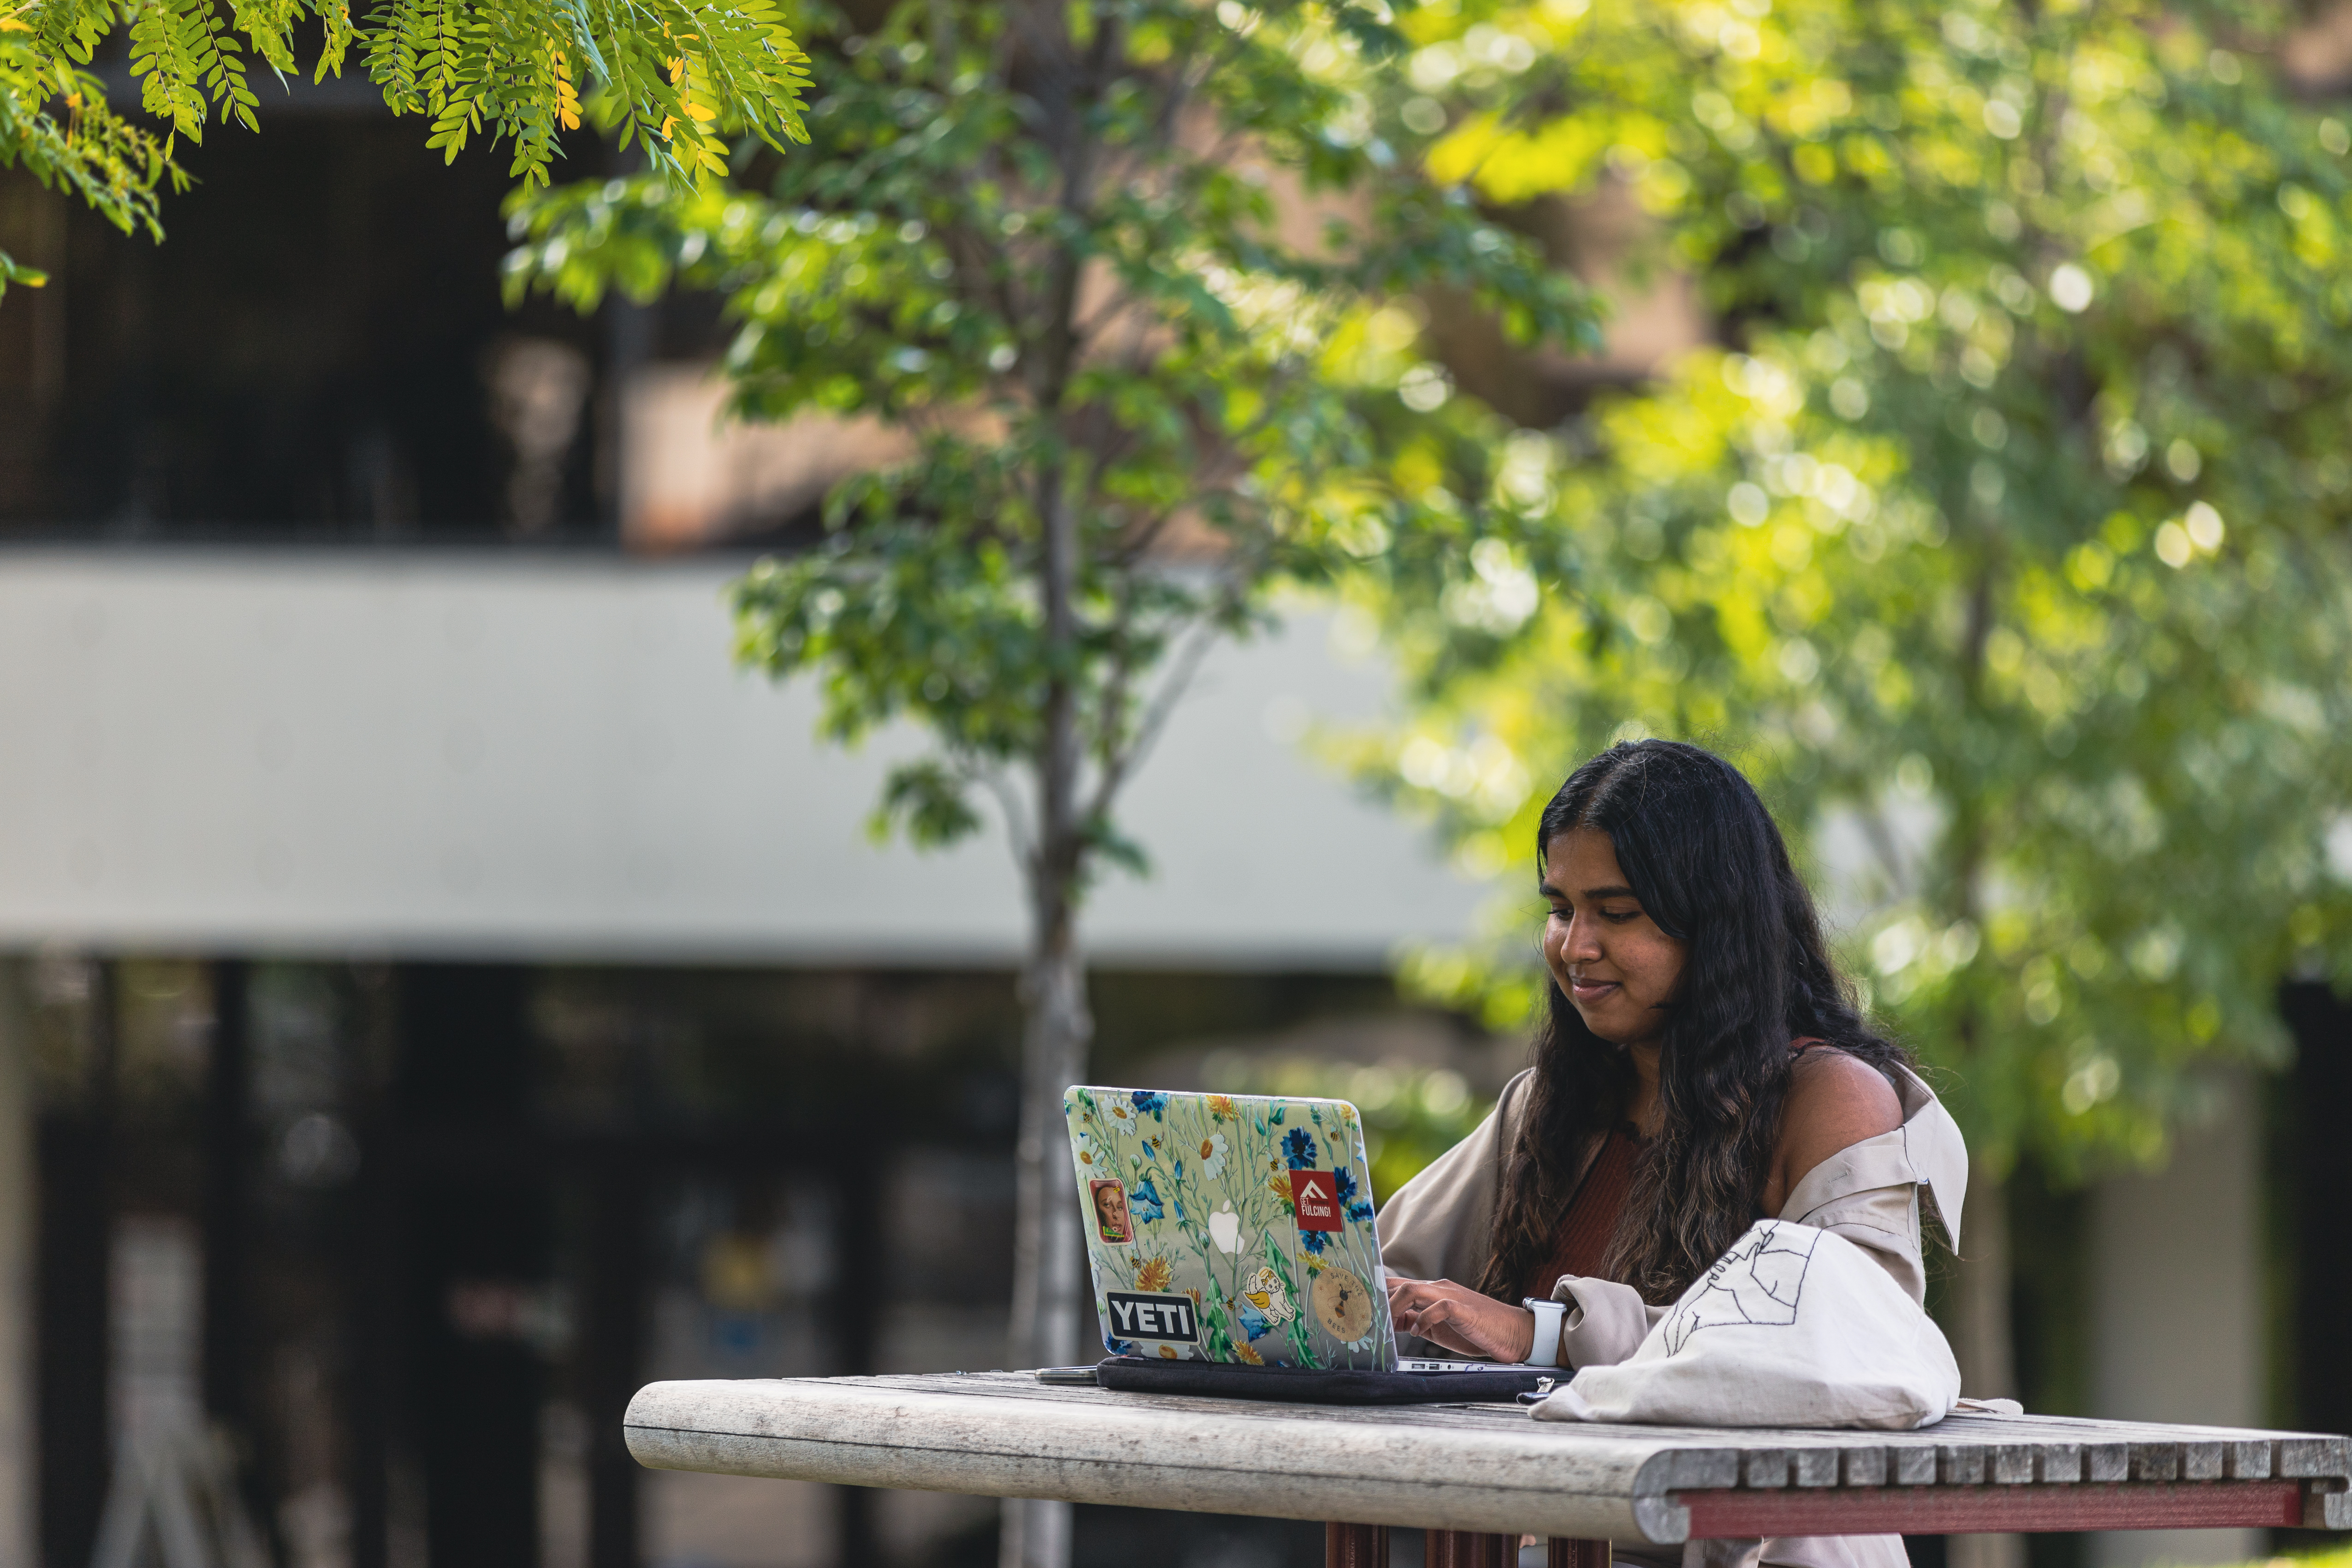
[1062,1084,1533,1372]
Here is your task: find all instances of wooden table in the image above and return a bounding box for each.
[623,1373,2352,1566]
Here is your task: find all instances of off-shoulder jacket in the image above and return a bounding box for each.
[1378,1059,1967,1306]
[1376,1059,1970,1568]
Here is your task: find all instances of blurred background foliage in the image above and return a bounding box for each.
[493,0,2352,1472]
[484,0,2352,1232]
[1334,0,2352,1196]
[502,0,1602,1397]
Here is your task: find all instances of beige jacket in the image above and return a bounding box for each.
[1379,1061,1966,1305]
[1376,1059,1969,1568]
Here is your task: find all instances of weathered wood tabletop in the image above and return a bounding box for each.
[624,1372,2352,1553]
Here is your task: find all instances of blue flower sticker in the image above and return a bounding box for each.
[1131,1090,1168,1119]
[1238,1303,1271,1341]
[1299,1228,1329,1254]
[1283,1128,1319,1170]
[1335,1167,1375,1224]
[1129,1176,1165,1225]
[1105,1335,1138,1357]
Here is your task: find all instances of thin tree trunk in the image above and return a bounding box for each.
[1947,1160,2020,1568]
[1002,458,1090,1568]
[1951,1154,2014,1398]
[1943,549,2019,1568]
[1006,928,1088,1372]
[1002,13,1113,1556]
[1008,464,1087,1372]
[998,926,1088,1568]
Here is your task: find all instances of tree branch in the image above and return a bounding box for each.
[980,759,1038,873]
[1082,600,1227,827]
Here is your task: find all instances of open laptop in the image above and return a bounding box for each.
[1062,1084,1533,1372]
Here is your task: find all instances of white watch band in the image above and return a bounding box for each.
[1521,1297,1567,1368]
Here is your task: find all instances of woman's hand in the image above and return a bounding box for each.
[1384,1277,1536,1362]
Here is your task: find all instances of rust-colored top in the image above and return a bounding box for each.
[1516,1039,1841,1301]
[1521,1125,1645,1300]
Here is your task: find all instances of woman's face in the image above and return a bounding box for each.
[1540,827,1688,1048]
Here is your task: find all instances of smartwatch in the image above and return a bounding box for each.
[1520,1296,1568,1368]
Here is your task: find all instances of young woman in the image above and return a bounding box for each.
[1378,739,1966,1568]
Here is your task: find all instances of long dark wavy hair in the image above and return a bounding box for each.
[1475,739,1913,1305]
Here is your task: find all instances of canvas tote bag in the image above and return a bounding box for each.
[1533,1220,1962,1430]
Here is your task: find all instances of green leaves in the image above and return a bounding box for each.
[1360,0,2352,1179]
[1,6,179,287]
[875,760,986,849]
[508,0,1597,901]
[0,0,810,291]
[361,0,810,187]
[0,247,46,302]
[127,0,259,137]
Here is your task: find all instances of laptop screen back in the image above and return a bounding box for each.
[1063,1085,1393,1369]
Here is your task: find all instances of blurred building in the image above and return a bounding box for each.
[0,553,1508,1568]
[1,82,2348,1568]
[0,107,1506,1568]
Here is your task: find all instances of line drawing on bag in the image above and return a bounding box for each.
[1661,1220,1821,1355]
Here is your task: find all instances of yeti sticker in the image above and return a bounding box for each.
[1105,1291,1200,1343]
[1660,1221,1820,1355]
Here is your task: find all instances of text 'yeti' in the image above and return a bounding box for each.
[1105,1291,1199,1342]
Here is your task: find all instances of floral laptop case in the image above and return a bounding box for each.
[1063,1085,1393,1370]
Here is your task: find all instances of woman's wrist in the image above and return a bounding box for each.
[1509,1303,1540,1362]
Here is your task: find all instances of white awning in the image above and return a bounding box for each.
[0,551,1490,967]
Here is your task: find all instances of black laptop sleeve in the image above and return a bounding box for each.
[1093,1355,1549,1405]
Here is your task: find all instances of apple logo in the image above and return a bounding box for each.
[1208,1201,1246,1254]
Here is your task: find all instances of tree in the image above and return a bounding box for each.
[1351,0,2352,1536]
[502,0,1589,1559]
[0,0,811,297]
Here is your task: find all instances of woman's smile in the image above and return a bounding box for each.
[1540,827,1688,1049]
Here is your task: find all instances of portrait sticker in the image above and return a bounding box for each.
[1089,1179,1134,1244]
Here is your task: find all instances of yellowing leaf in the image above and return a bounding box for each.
[1425,109,1502,187]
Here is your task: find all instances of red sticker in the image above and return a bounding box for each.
[1290,1170,1342,1232]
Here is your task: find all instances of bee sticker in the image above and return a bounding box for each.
[1311,1265,1374,1342]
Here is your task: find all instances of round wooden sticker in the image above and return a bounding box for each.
[1310,1265,1374,1342]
